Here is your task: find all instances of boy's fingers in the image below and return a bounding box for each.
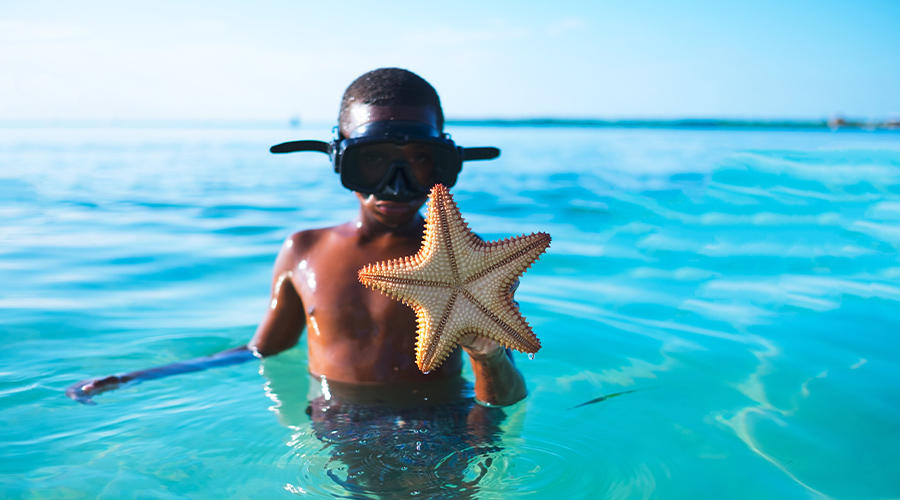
[65,382,97,405]
[459,334,503,359]
[65,375,122,405]
[509,278,520,296]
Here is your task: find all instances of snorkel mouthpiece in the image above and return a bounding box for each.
[269,120,501,196]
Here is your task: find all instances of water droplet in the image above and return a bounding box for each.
[528,353,535,360]
[423,371,430,375]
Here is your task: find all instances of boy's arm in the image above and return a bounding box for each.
[65,346,258,404]
[67,236,307,405]
[461,338,527,407]
[249,234,307,355]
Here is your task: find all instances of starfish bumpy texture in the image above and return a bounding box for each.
[359,184,551,373]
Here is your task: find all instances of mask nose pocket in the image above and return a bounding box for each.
[381,163,416,199]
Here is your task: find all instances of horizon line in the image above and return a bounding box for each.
[0,116,898,131]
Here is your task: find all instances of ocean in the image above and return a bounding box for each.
[1,122,898,499]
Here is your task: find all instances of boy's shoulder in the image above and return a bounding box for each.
[281,222,357,255]
[271,223,354,275]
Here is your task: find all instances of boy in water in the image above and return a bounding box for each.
[68,68,527,408]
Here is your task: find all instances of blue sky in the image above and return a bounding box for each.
[1,0,898,122]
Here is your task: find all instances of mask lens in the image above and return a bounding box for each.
[342,142,457,193]
[430,147,460,186]
[400,144,437,188]
[354,143,395,186]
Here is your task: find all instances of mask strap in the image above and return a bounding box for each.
[461,147,500,161]
[269,140,332,154]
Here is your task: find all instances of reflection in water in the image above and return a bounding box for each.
[263,365,509,499]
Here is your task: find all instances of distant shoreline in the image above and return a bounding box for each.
[1,117,897,131]
[445,117,900,131]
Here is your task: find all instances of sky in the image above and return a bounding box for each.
[1,0,898,122]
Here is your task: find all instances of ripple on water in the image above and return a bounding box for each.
[477,411,665,500]
[278,401,669,500]
[283,419,508,499]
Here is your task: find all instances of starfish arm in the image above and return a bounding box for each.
[416,291,518,373]
[457,232,550,352]
[359,250,453,285]
[461,232,551,284]
[418,289,540,373]
[414,292,467,372]
[425,184,493,284]
[458,287,541,353]
[358,271,446,303]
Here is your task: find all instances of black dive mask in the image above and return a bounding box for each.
[270,120,500,201]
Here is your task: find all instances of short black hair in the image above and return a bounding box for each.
[339,68,444,133]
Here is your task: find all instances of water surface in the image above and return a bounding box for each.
[1,123,899,499]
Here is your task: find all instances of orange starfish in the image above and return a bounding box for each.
[359,184,551,372]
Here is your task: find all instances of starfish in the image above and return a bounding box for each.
[359,184,551,373]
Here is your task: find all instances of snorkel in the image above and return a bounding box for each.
[270,121,500,202]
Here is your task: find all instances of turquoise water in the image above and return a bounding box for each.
[2,123,899,499]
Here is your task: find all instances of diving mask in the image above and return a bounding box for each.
[270,120,500,201]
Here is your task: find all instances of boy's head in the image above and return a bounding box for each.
[269,67,498,222]
[338,68,444,138]
[337,68,449,219]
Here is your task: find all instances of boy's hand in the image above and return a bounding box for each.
[460,334,505,360]
[65,375,125,405]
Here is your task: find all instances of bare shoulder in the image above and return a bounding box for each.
[283,227,325,252]
[287,222,356,247]
[276,224,352,268]
[279,229,321,263]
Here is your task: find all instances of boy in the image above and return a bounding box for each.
[68,68,527,408]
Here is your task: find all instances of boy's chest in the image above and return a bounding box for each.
[291,240,420,339]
